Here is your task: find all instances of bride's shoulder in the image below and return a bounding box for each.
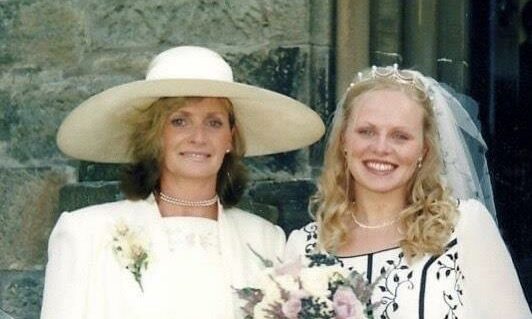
[456,199,493,222]
[455,198,497,236]
[289,222,319,241]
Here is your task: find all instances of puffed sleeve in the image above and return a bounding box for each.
[40,212,91,319]
[458,199,532,318]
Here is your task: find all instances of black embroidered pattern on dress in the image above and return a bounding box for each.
[436,249,464,319]
[306,253,340,267]
[377,251,414,319]
[302,225,346,268]
[302,223,318,253]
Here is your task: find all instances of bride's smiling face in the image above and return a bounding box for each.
[343,89,426,197]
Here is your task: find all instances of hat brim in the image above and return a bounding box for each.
[57,79,325,163]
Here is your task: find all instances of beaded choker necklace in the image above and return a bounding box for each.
[158,191,219,207]
[351,212,400,230]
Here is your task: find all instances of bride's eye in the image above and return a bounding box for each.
[357,128,375,136]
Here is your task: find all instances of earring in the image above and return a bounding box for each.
[225,149,231,154]
[416,156,423,168]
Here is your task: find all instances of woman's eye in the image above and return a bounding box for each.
[208,119,223,128]
[393,133,410,140]
[170,118,186,126]
[358,129,374,136]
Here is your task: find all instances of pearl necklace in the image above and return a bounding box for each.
[351,212,400,230]
[158,191,219,207]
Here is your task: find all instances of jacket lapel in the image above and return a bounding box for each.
[218,205,248,318]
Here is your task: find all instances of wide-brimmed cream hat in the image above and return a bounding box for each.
[57,46,325,163]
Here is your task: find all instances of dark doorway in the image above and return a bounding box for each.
[470,0,532,304]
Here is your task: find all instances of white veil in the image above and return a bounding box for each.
[420,75,496,220]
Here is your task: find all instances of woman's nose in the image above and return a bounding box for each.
[188,125,207,143]
[371,135,391,154]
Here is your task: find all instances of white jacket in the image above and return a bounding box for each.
[40,196,285,319]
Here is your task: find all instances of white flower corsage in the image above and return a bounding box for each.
[111,220,150,292]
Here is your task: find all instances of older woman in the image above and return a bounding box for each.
[40,46,324,319]
[285,66,531,318]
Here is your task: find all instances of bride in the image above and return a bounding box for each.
[285,65,531,318]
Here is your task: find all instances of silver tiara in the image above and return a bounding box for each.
[350,64,432,99]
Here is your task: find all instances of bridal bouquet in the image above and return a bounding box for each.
[236,252,380,319]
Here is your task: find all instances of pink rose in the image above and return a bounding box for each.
[333,286,364,319]
[282,290,307,319]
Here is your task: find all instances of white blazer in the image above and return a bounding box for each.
[40,196,285,319]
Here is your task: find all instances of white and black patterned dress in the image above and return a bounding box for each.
[284,199,532,319]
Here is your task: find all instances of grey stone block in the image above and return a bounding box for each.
[6,1,86,68]
[309,0,334,46]
[244,149,308,181]
[1,72,137,163]
[248,179,316,233]
[0,1,18,68]
[0,90,16,142]
[58,181,123,213]
[0,167,69,269]
[308,46,333,168]
[79,0,308,50]
[0,270,43,319]
[369,0,403,66]
[228,46,309,101]
[0,308,15,319]
[78,162,124,182]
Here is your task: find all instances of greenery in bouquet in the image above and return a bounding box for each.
[235,251,381,319]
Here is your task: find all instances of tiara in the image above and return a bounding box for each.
[350,64,431,98]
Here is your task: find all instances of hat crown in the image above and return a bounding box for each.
[146,46,234,82]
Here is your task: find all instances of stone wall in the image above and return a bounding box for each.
[0,1,335,317]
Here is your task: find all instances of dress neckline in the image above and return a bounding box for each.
[335,245,401,259]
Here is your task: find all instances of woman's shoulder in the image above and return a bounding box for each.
[456,198,494,223]
[288,222,319,240]
[52,199,152,234]
[224,206,286,259]
[224,206,280,230]
[455,198,497,236]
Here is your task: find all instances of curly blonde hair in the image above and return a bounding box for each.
[312,69,458,259]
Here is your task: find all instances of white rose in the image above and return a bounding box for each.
[300,265,342,298]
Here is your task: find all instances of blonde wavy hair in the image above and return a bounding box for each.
[312,69,458,260]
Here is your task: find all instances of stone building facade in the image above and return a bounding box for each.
[1,1,531,318]
[0,1,334,317]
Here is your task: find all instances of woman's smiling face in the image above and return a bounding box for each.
[160,97,233,184]
[343,89,426,197]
